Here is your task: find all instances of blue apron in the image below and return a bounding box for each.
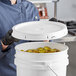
[0,0,40,76]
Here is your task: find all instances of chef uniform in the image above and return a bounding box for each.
[0,0,40,76]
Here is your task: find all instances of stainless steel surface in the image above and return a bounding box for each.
[52,0,59,18]
[53,34,76,42]
[66,42,76,76]
[54,1,57,18]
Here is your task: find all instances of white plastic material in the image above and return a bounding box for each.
[12,21,68,40]
[15,42,68,62]
[15,58,69,76]
[15,42,69,76]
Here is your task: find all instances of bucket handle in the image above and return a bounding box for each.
[44,63,58,76]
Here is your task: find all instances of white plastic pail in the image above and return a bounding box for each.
[15,42,69,76]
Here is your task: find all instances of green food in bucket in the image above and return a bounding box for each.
[20,46,60,53]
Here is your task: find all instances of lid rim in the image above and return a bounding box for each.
[12,21,68,40]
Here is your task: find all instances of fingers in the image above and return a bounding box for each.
[49,17,58,22]
[1,41,8,50]
[43,40,49,42]
[49,17,65,24]
[8,29,13,35]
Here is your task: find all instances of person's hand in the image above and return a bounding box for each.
[49,17,66,24]
[10,0,17,5]
[1,41,8,50]
[49,17,58,22]
[1,29,20,45]
[43,40,49,42]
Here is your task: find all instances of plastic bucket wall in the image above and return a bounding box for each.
[15,42,69,76]
[15,58,69,76]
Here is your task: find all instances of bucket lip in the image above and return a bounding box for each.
[15,42,69,55]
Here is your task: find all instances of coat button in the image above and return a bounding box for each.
[35,16,38,20]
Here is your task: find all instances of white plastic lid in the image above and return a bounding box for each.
[12,21,68,40]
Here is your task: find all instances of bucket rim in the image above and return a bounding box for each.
[15,42,69,55]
